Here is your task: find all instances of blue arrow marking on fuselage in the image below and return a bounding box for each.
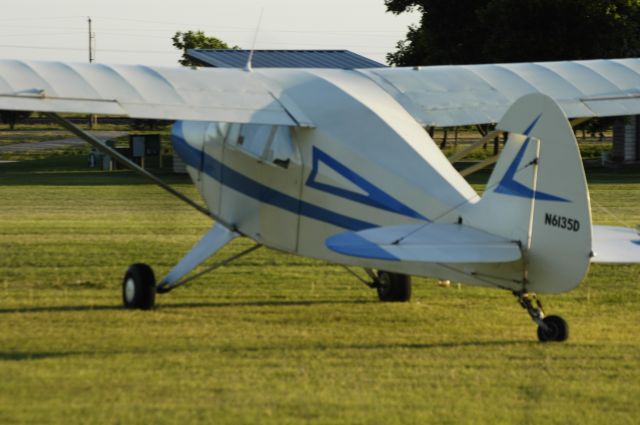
[306,147,429,221]
[494,115,571,203]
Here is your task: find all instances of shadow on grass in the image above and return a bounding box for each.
[0,299,376,315]
[161,299,377,310]
[0,340,535,363]
[0,305,122,314]
[334,340,536,351]
[0,351,84,361]
[209,340,543,354]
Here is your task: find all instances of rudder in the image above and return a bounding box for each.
[464,94,592,293]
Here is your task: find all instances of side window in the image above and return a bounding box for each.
[225,123,242,147]
[226,124,298,169]
[205,122,229,146]
[265,126,298,168]
[235,124,274,159]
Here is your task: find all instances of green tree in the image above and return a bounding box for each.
[172,31,238,66]
[479,0,640,63]
[386,1,490,66]
[386,0,640,66]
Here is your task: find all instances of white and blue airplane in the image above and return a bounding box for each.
[1,58,639,342]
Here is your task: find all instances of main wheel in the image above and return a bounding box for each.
[376,271,412,302]
[537,315,569,342]
[122,263,156,310]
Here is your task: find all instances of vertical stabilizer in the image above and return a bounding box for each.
[464,94,592,293]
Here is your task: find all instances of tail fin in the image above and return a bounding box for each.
[465,94,592,293]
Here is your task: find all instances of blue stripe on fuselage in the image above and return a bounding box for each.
[172,128,376,231]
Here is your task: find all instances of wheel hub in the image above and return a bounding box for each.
[124,277,136,303]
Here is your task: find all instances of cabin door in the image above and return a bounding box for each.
[200,122,227,218]
[219,124,302,252]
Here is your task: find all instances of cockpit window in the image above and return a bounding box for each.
[237,124,274,158]
[227,124,298,168]
[205,122,229,146]
[266,126,297,168]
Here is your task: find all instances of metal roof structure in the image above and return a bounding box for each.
[186,49,386,69]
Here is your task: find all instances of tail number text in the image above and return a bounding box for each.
[544,213,580,232]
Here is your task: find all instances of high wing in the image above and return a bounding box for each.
[0,60,313,127]
[1,58,640,128]
[360,58,640,127]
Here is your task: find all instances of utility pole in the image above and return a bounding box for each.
[88,17,97,128]
[88,17,95,63]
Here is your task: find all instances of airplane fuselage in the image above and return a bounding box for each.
[171,69,527,290]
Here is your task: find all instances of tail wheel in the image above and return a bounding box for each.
[537,315,569,342]
[122,263,156,310]
[376,271,412,302]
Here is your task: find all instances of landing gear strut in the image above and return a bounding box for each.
[514,291,569,342]
[121,242,261,310]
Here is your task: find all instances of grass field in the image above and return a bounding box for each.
[0,155,639,424]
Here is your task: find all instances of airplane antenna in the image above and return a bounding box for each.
[245,9,264,72]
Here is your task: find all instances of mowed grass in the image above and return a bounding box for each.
[0,156,639,424]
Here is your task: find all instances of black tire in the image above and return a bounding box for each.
[537,315,569,342]
[376,271,412,302]
[122,263,156,310]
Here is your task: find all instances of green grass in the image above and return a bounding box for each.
[0,119,170,133]
[0,130,72,147]
[0,155,639,424]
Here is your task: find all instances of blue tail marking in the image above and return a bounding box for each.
[495,116,570,203]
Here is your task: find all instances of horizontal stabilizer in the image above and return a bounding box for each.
[591,225,640,263]
[326,223,522,263]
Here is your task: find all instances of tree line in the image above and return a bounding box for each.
[385,0,640,66]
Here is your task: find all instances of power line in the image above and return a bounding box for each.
[0,16,82,23]
[0,44,176,55]
[0,32,86,38]
[91,16,407,34]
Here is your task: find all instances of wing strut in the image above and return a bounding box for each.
[46,113,212,218]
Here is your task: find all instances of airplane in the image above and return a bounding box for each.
[0,57,639,343]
